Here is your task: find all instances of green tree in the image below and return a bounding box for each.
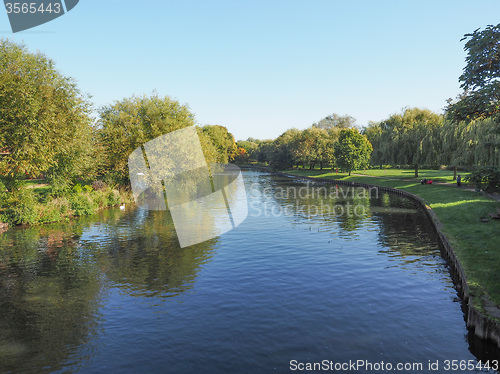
[447,24,500,121]
[98,93,197,184]
[296,127,331,169]
[236,140,258,161]
[268,128,301,170]
[0,39,93,190]
[363,121,384,168]
[376,108,444,177]
[334,128,372,176]
[200,125,238,163]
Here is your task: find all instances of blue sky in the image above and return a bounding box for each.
[1,0,500,140]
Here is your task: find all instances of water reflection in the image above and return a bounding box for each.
[87,209,217,298]
[0,225,102,374]
[0,208,216,373]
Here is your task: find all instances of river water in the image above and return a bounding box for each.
[0,170,498,373]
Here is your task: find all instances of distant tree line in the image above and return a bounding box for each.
[238,23,500,182]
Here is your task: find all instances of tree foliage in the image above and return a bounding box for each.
[313,113,356,130]
[200,124,238,163]
[334,128,372,176]
[447,23,500,121]
[366,108,443,177]
[0,39,93,189]
[98,93,197,184]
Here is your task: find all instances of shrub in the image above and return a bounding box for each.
[106,189,121,206]
[70,194,96,216]
[465,166,500,193]
[72,183,83,194]
[6,189,40,225]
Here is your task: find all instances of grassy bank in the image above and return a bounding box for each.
[0,181,132,227]
[285,168,500,311]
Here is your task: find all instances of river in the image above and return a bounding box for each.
[0,170,498,373]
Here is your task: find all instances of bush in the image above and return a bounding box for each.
[465,166,500,193]
[72,183,83,194]
[106,189,122,206]
[70,194,96,216]
[6,189,40,225]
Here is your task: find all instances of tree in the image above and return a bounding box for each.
[200,125,238,163]
[313,113,356,130]
[447,24,500,121]
[294,127,331,169]
[268,128,301,170]
[0,39,93,190]
[334,128,372,176]
[233,147,249,163]
[376,108,444,177]
[236,140,258,161]
[98,93,198,184]
[362,121,384,168]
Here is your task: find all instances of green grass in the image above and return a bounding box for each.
[290,167,469,183]
[287,168,500,309]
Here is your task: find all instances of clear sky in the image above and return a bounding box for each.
[1,0,500,140]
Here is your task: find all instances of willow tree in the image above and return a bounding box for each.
[377,108,444,177]
[444,23,500,173]
[363,121,383,168]
[0,39,93,190]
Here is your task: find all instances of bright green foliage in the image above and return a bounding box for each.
[98,93,196,184]
[334,128,372,175]
[200,125,238,163]
[0,39,94,189]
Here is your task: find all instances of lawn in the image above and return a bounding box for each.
[286,168,500,311]
[290,167,468,183]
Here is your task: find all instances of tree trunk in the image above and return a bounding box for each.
[414,164,418,178]
[453,166,457,181]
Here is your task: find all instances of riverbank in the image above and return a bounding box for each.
[0,182,132,230]
[242,165,500,347]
